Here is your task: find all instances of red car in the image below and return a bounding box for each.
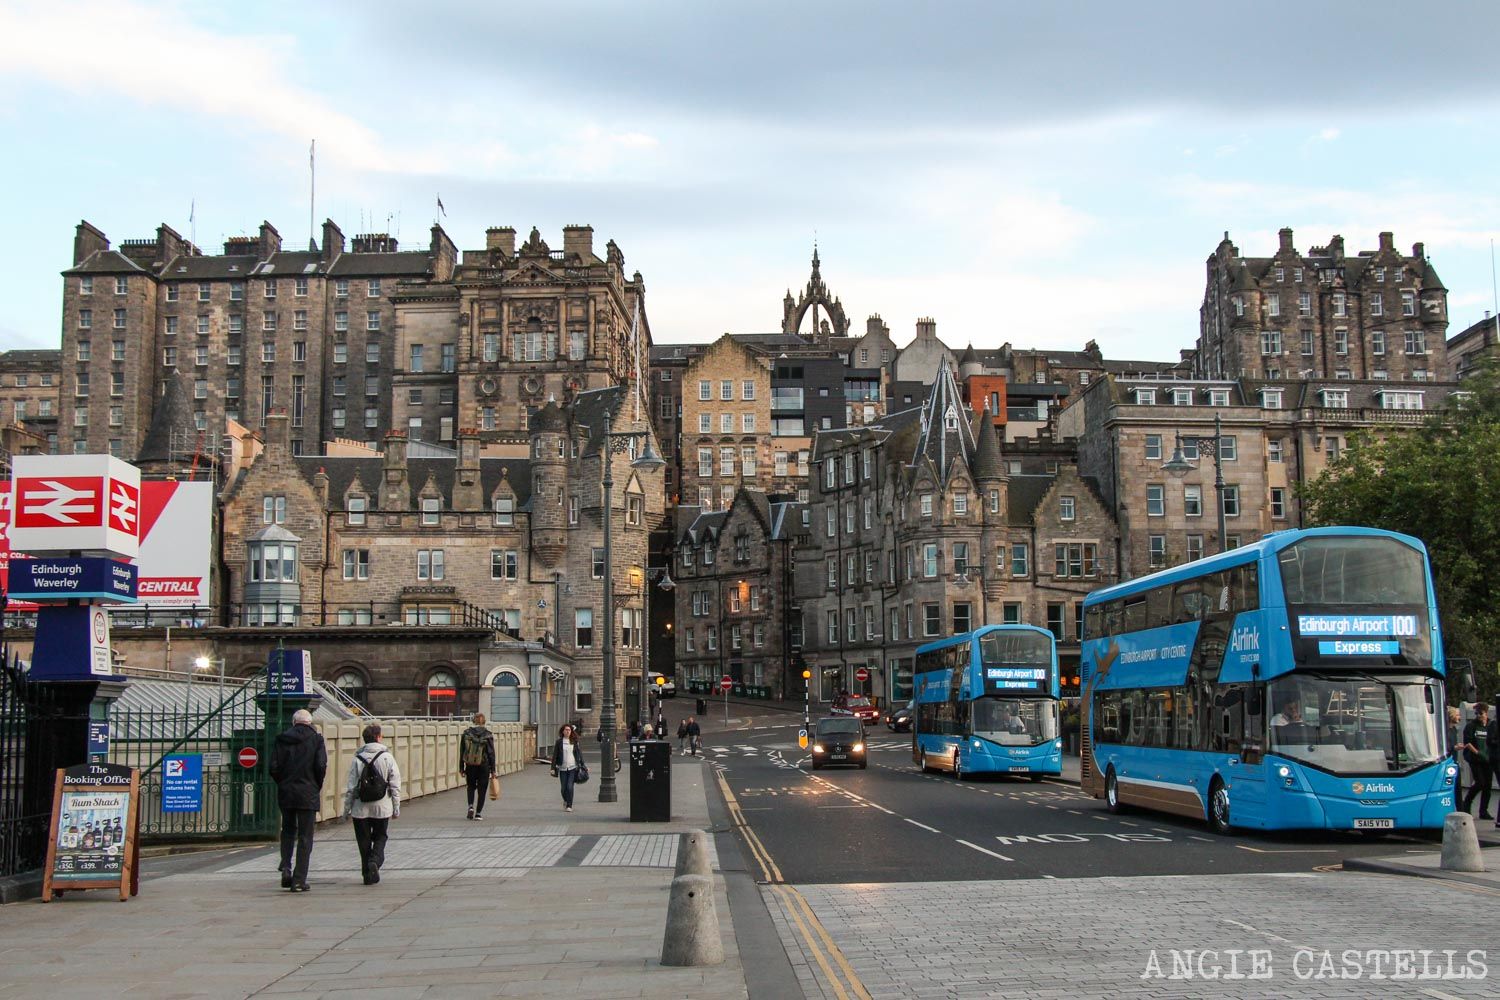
[832,694,881,723]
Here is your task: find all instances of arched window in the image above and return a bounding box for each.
[489,671,522,723]
[332,670,367,711]
[426,669,458,716]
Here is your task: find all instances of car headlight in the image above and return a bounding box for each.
[852,743,864,752]
[812,744,825,753]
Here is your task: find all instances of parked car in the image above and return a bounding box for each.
[811,717,867,770]
[648,672,676,698]
[885,699,914,732]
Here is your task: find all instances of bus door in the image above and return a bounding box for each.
[1221,682,1268,825]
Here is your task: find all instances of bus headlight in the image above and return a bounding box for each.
[1055,739,1063,748]
[1278,766,1291,778]
[1446,763,1457,785]
[973,740,982,750]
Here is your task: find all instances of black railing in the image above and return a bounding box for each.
[0,656,47,878]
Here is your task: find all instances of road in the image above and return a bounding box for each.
[700,711,1445,884]
[671,702,1500,999]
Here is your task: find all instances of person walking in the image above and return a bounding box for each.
[685,716,702,756]
[1459,702,1492,819]
[676,718,689,753]
[344,722,401,885]
[1447,706,1465,804]
[1489,699,1500,828]
[269,708,327,892]
[459,714,496,821]
[550,723,583,812]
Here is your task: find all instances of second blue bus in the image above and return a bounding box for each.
[912,624,1062,780]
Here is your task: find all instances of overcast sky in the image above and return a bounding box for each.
[3,0,1499,361]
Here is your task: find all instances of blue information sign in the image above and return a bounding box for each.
[266,648,312,695]
[8,557,137,603]
[161,754,203,813]
[87,721,110,761]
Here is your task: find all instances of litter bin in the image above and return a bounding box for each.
[629,739,672,822]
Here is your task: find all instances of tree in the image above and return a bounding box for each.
[1298,363,1500,701]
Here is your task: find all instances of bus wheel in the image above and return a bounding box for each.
[1208,779,1232,835]
[919,750,930,773]
[1105,769,1126,814]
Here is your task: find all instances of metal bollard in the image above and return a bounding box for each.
[660,873,724,966]
[1440,812,1486,872]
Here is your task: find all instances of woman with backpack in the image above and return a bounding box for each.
[459,714,497,821]
[344,722,401,885]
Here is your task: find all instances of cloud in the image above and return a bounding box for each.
[0,0,433,173]
[1314,127,1341,142]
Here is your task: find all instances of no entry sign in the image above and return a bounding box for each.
[720,676,733,692]
[237,747,260,769]
[855,667,870,682]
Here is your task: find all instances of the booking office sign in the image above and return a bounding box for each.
[1291,611,1428,664]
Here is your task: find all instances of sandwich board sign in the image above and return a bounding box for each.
[42,763,141,902]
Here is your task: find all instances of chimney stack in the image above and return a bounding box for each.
[453,428,482,510]
[562,225,594,259]
[74,221,109,265]
[381,431,410,510]
[321,219,345,262]
[264,409,291,457]
[486,226,516,257]
[1278,227,1295,253]
[1412,242,1425,260]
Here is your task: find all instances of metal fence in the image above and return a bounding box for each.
[0,656,47,878]
[107,678,284,839]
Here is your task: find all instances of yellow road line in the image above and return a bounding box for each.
[773,884,851,1000]
[783,884,875,1000]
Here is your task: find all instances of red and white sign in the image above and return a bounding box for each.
[1,479,213,610]
[855,667,870,683]
[237,747,260,769]
[9,455,140,558]
[720,676,733,692]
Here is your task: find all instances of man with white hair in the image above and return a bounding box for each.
[270,708,326,892]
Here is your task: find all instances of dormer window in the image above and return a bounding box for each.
[1207,389,1230,407]
[1133,389,1156,405]
[347,495,367,526]
[421,497,441,526]
[944,406,959,431]
[1171,388,1193,406]
[493,496,515,527]
[1261,388,1283,410]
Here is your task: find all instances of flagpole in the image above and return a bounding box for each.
[309,140,316,251]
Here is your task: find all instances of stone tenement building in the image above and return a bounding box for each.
[1194,229,1449,382]
[218,384,665,722]
[1061,372,1464,578]
[671,490,806,696]
[0,349,60,457]
[792,364,1118,704]
[1446,313,1500,381]
[58,219,650,459]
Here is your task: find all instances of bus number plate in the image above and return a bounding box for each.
[1007,766,1030,772]
[1353,818,1394,829]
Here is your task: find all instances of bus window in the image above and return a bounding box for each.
[1122,598,1147,633]
[1174,688,1197,749]
[1146,588,1172,631]
[1278,536,1426,606]
[1123,690,1146,745]
[1229,565,1260,613]
[1214,685,1245,753]
[1095,690,1122,742]
[1145,690,1172,747]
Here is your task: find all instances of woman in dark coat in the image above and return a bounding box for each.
[550,723,582,812]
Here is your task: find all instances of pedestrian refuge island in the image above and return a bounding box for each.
[312,720,528,821]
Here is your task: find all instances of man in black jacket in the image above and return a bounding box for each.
[270,709,327,891]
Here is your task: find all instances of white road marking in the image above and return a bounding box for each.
[1220,916,1313,952]
[867,803,896,815]
[1189,835,1213,842]
[904,819,940,833]
[957,839,1014,862]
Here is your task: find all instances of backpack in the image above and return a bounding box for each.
[462,729,488,767]
[356,750,389,803]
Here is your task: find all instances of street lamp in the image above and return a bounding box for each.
[194,655,226,705]
[597,430,665,803]
[1162,412,1228,554]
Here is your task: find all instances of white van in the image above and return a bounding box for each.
[647,672,677,698]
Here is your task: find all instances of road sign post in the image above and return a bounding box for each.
[801,668,811,750]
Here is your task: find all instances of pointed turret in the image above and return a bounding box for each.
[135,371,200,473]
[973,406,1004,483]
[912,361,976,487]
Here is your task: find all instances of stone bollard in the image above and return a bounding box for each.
[1440,812,1486,872]
[674,830,711,878]
[660,874,724,967]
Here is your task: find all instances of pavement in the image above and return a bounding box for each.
[0,749,750,1000]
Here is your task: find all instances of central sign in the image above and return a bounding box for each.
[9,455,141,558]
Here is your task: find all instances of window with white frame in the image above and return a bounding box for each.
[416,548,445,580]
[1145,484,1165,516]
[1010,542,1028,577]
[1402,291,1416,316]
[1267,439,1283,463]
[1134,388,1156,405]
[1183,484,1202,517]
[1320,389,1349,409]
[1270,487,1286,519]
[493,496,515,526]
[574,609,593,648]
[1219,436,1237,461]
[1208,389,1230,407]
[1186,535,1204,562]
[1148,534,1166,568]
[1379,390,1425,410]
[1261,388,1282,410]
[342,548,370,581]
[1171,388,1192,406]
[1261,330,1281,356]
[421,497,441,525]
[1404,329,1426,355]
[1144,434,1162,461]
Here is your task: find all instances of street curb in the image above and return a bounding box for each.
[1341,855,1500,891]
[0,872,42,904]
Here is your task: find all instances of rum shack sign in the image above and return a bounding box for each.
[42,763,141,902]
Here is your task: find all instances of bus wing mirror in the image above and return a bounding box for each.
[1451,658,1477,703]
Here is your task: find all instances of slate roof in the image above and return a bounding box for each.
[972,408,1004,481]
[136,371,198,464]
[1006,474,1054,522]
[63,250,149,275]
[910,361,975,485]
[293,456,533,510]
[768,501,806,541]
[328,252,433,277]
[254,251,324,276]
[158,254,260,280]
[570,385,630,457]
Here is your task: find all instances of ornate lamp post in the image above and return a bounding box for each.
[597,431,665,803]
[1161,413,1228,554]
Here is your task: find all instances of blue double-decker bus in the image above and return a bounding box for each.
[912,625,1062,780]
[1081,527,1456,834]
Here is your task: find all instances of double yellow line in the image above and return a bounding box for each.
[716,770,872,1000]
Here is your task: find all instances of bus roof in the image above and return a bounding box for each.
[1082,526,1430,609]
[915,623,1054,656]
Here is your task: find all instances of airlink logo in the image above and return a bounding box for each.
[1229,626,1260,652]
[1352,781,1396,795]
